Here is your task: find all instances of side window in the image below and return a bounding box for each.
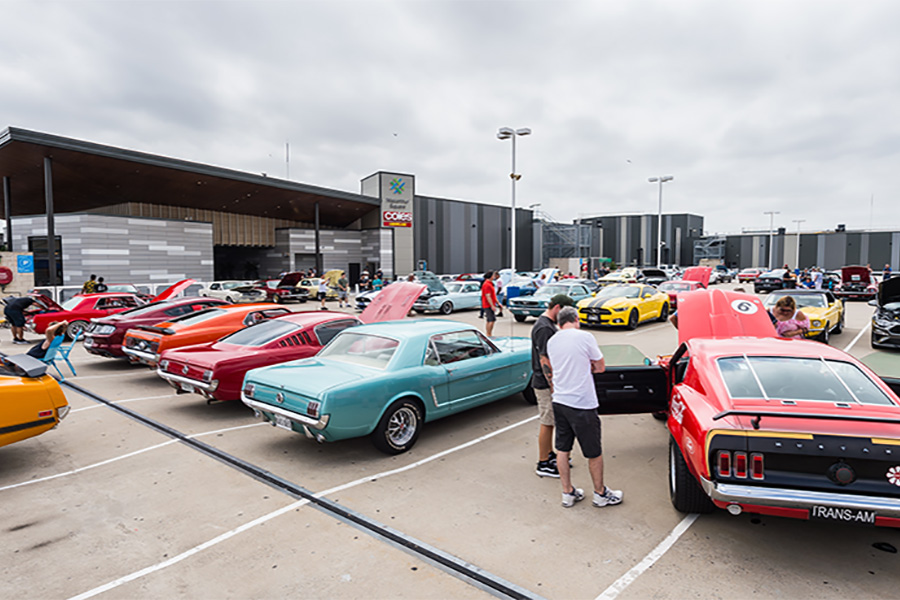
[424,342,440,366]
[314,319,360,346]
[464,284,479,293]
[431,330,491,364]
[164,305,193,318]
[573,286,587,296]
[210,283,220,290]
[121,297,140,308]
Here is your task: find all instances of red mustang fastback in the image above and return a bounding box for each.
[595,288,900,528]
[84,295,228,359]
[155,282,426,402]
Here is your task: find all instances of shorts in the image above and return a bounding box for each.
[3,307,25,328]
[317,292,327,301]
[338,290,348,300]
[484,309,496,322]
[552,403,602,459]
[535,387,554,427]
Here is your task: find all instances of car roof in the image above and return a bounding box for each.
[347,318,477,340]
[689,336,856,361]
[274,311,358,326]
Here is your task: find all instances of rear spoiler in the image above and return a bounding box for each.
[714,409,900,430]
[135,325,176,335]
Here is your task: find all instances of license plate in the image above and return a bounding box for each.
[180,382,194,393]
[587,315,598,322]
[83,337,93,347]
[809,505,877,525]
[274,414,293,431]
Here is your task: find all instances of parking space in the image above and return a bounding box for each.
[2,288,898,599]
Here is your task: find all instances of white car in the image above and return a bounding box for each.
[199,281,266,303]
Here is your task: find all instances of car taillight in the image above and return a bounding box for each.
[307,401,320,418]
[733,452,748,478]
[750,453,765,480]
[717,451,731,478]
[202,370,213,382]
[159,359,169,370]
[243,382,255,399]
[58,405,70,420]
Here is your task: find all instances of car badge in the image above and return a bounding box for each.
[182,365,189,375]
[276,392,285,404]
[887,466,900,487]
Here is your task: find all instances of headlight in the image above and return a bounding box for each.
[159,359,169,370]
[811,320,822,327]
[612,307,628,312]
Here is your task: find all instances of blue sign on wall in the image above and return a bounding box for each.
[17,255,34,274]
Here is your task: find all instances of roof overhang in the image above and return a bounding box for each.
[0,127,380,227]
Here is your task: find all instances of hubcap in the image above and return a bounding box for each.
[387,407,417,446]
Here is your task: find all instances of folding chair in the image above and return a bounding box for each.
[56,330,82,377]
[39,335,66,379]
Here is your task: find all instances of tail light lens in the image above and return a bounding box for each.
[243,382,255,399]
[307,401,320,418]
[734,452,748,478]
[717,451,731,478]
[716,450,765,480]
[750,453,765,480]
[202,370,213,382]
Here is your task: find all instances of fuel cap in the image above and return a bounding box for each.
[827,461,856,486]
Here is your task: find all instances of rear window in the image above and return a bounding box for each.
[220,319,301,346]
[169,308,226,325]
[717,356,894,406]
[319,332,399,370]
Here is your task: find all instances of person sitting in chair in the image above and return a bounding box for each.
[27,321,69,360]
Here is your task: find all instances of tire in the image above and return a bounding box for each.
[66,320,88,340]
[414,309,425,314]
[669,437,715,514]
[651,411,668,421]
[626,309,639,330]
[273,295,283,304]
[819,323,830,345]
[371,398,423,455]
[834,312,844,334]
[522,384,537,405]
[657,302,669,322]
[440,301,453,315]
[226,295,236,304]
[514,314,527,323]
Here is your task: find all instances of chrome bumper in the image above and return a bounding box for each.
[241,395,330,431]
[157,369,215,392]
[701,477,900,518]
[122,347,158,364]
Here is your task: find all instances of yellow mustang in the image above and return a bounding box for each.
[763,289,844,344]
[577,284,669,329]
[1,354,69,448]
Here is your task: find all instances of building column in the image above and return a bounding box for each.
[44,157,58,286]
[3,176,11,251]
[314,201,321,275]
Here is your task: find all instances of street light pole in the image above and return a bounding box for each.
[764,211,780,271]
[497,127,531,274]
[792,218,805,270]
[648,175,674,268]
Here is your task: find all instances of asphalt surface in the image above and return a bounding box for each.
[2,283,898,600]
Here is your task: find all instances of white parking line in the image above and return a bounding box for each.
[71,394,175,413]
[626,323,669,336]
[71,371,157,380]
[67,414,539,600]
[594,514,699,600]
[842,321,871,352]
[0,423,265,492]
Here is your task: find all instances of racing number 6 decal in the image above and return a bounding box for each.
[731,299,758,315]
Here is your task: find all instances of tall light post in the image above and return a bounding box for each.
[497,127,531,274]
[792,218,805,270]
[764,211,780,270]
[648,175,674,267]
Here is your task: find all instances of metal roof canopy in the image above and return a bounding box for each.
[0,127,380,226]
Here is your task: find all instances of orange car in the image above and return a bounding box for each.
[121,303,291,367]
[1,354,69,448]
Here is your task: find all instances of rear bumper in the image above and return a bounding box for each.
[701,477,900,519]
[122,347,159,366]
[157,369,215,393]
[242,395,330,439]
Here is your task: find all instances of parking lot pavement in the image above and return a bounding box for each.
[1,291,897,599]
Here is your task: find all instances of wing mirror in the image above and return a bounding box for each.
[868,299,878,306]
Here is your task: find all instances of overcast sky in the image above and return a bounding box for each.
[4,0,900,235]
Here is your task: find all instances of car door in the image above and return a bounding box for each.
[432,330,508,411]
[461,283,481,309]
[592,344,669,415]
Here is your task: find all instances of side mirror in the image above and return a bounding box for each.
[868,299,878,306]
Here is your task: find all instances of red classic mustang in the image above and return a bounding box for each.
[84,295,228,359]
[155,282,426,402]
[595,288,900,528]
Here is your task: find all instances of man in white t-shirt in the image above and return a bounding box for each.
[546,306,624,509]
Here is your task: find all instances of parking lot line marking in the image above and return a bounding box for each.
[594,513,699,600]
[843,321,871,352]
[0,440,177,492]
[71,372,157,380]
[625,324,668,336]
[70,394,175,413]
[66,414,542,600]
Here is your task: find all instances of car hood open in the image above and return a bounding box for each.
[878,276,900,307]
[841,265,871,284]
[681,266,711,288]
[677,288,776,346]
[360,281,427,323]
[153,279,196,302]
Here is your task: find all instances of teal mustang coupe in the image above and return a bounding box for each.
[241,319,535,454]
[508,281,595,322]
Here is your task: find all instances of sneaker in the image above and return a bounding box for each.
[13,339,28,345]
[562,487,585,508]
[593,486,624,507]
[535,460,560,478]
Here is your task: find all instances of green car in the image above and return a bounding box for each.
[508,282,595,322]
[241,319,534,454]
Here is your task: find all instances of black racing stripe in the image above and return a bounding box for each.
[0,417,56,436]
[60,379,542,600]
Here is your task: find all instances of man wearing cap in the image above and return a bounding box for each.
[531,293,574,477]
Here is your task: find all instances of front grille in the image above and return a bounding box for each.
[580,307,610,316]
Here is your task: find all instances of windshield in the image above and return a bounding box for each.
[222,282,246,290]
[659,282,692,292]
[535,285,570,298]
[319,332,399,370]
[717,356,894,406]
[219,319,300,346]
[764,294,827,309]
[111,301,168,317]
[106,285,138,293]
[61,297,83,311]
[596,285,639,299]
[445,282,464,294]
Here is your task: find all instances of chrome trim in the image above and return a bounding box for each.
[241,395,329,430]
[430,386,438,408]
[700,477,900,518]
[122,347,158,363]
[157,369,214,392]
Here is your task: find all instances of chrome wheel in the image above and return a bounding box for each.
[386,407,418,447]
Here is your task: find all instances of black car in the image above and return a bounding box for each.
[870,276,900,349]
[637,268,669,287]
[754,269,796,294]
